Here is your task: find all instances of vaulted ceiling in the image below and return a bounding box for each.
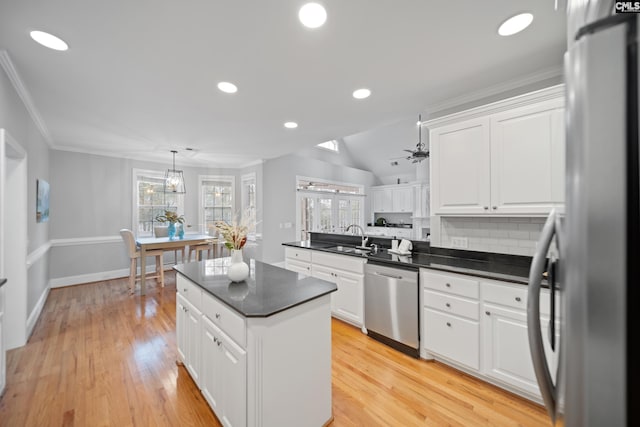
[0,1,566,169]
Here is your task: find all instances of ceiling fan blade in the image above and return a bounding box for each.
[403,149,415,153]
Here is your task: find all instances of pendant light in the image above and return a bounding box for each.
[164,150,186,194]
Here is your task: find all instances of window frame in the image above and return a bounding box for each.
[198,174,236,233]
[132,168,184,237]
[241,172,257,234]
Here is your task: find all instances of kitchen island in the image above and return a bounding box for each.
[174,258,337,427]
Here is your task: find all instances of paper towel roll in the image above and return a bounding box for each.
[398,239,412,253]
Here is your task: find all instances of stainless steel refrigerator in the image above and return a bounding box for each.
[528,1,637,426]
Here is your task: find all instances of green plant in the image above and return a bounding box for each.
[155,210,185,224]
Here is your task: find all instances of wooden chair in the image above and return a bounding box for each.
[188,242,213,261]
[120,229,165,293]
[154,225,185,263]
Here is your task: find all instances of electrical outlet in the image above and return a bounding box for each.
[451,237,468,249]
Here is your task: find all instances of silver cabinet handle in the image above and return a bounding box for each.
[213,337,218,344]
[492,206,497,210]
[445,283,451,287]
[183,288,187,292]
[445,303,451,308]
[527,209,559,423]
[515,296,522,302]
[483,206,489,210]
[485,311,490,316]
[446,322,451,327]
[215,313,221,319]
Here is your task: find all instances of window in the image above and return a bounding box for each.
[296,176,364,240]
[199,175,235,233]
[241,173,257,233]
[133,169,184,237]
[316,140,339,153]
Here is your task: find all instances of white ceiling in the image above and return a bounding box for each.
[0,1,566,170]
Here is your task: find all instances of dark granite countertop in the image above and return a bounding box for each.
[283,240,537,286]
[174,258,337,318]
[0,278,6,288]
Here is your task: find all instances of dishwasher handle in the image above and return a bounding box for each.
[371,271,404,280]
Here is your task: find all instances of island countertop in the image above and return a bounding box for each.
[174,258,337,318]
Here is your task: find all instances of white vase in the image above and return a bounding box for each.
[228,249,249,282]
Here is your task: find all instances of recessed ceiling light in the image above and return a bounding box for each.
[299,3,327,28]
[352,88,371,99]
[30,30,68,51]
[217,81,238,93]
[498,13,534,36]
[284,122,298,129]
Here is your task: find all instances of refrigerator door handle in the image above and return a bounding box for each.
[527,209,558,423]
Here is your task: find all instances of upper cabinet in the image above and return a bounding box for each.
[428,85,565,216]
[371,184,416,213]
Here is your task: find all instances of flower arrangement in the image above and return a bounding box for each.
[214,210,254,251]
[155,210,185,224]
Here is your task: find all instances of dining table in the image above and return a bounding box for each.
[135,234,217,295]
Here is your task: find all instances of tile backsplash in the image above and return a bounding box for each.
[437,217,546,256]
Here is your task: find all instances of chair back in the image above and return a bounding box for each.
[154,225,169,237]
[119,229,138,258]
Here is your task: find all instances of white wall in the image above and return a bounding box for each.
[261,153,376,264]
[0,62,50,325]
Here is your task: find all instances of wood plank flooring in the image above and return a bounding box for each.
[0,271,551,426]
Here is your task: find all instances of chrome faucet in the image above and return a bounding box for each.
[346,224,368,248]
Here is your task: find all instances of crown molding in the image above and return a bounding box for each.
[423,65,563,119]
[0,50,53,146]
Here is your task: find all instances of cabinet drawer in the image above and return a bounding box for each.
[285,247,311,262]
[177,274,203,310]
[312,251,365,274]
[421,270,479,299]
[424,289,479,320]
[424,308,480,370]
[202,292,246,348]
[482,280,552,316]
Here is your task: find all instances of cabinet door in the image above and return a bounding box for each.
[392,187,414,212]
[185,300,202,385]
[423,308,480,370]
[490,99,565,214]
[176,294,188,364]
[372,188,392,213]
[430,117,491,214]
[333,270,364,327]
[482,303,559,397]
[201,317,222,414]
[220,333,247,427]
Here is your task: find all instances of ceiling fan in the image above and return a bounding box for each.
[404,114,429,163]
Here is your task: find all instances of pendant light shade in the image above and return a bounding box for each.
[164,150,186,194]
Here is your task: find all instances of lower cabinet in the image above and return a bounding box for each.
[177,293,201,384]
[201,316,247,427]
[420,269,559,403]
[311,252,365,327]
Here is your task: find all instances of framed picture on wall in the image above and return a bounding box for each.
[36,178,49,223]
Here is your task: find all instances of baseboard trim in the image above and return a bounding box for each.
[26,286,50,338]
[49,264,169,288]
[270,261,285,268]
[50,235,121,247]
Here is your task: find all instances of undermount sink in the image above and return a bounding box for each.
[328,245,371,254]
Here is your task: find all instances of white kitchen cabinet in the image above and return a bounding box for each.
[430,117,491,215]
[311,251,365,327]
[284,247,311,275]
[428,85,565,216]
[180,295,202,384]
[490,99,565,214]
[392,186,414,212]
[371,184,415,213]
[201,316,247,427]
[420,270,481,370]
[481,279,559,399]
[372,187,393,213]
[177,294,188,364]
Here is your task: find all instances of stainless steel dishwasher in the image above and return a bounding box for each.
[364,261,419,358]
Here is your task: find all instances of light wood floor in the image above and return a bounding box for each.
[0,271,551,426]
